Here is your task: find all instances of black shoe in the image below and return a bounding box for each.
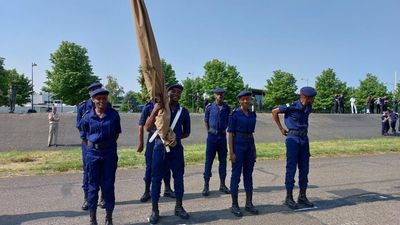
[175,200,190,219]
[231,193,243,217]
[89,211,98,225]
[163,188,176,198]
[140,192,151,202]
[105,212,113,225]
[149,203,159,224]
[298,189,314,207]
[81,198,88,211]
[219,184,230,194]
[202,182,210,196]
[163,182,176,198]
[98,195,106,209]
[285,189,298,210]
[245,191,258,214]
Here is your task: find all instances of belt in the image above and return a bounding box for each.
[88,141,115,150]
[236,133,253,138]
[208,128,226,135]
[288,129,308,137]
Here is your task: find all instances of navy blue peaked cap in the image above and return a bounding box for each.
[87,82,102,91]
[90,88,109,98]
[236,90,252,98]
[167,83,184,91]
[300,86,317,97]
[213,88,225,93]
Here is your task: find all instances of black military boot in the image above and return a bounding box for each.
[149,202,159,224]
[245,191,259,214]
[298,189,314,207]
[230,193,242,217]
[89,211,97,225]
[81,192,88,210]
[174,199,190,219]
[105,212,113,225]
[219,180,230,194]
[98,192,105,209]
[202,181,210,196]
[140,182,151,202]
[284,189,298,210]
[163,182,176,198]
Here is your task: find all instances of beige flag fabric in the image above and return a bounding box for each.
[131,0,176,147]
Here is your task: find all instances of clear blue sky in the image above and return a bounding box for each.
[1,0,399,93]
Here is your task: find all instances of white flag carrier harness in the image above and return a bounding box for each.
[148,106,182,152]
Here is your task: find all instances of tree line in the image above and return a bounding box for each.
[0,41,398,113]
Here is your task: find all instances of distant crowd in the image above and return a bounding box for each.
[332,94,398,115]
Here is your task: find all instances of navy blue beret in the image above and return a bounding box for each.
[87,82,102,91]
[90,88,109,98]
[300,86,317,97]
[236,90,252,98]
[213,88,225,93]
[167,83,184,92]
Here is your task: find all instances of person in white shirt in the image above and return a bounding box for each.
[350,96,357,114]
[48,106,60,147]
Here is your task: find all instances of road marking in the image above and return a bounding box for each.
[294,206,318,211]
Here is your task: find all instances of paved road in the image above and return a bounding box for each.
[0,113,389,151]
[0,153,399,225]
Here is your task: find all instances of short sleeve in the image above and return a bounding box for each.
[182,109,191,135]
[204,104,211,123]
[227,112,237,133]
[138,104,149,126]
[278,104,289,113]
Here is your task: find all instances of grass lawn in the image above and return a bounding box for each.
[0,138,399,177]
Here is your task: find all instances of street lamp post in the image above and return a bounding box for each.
[31,63,37,111]
[301,77,309,86]
[189,72,195,112]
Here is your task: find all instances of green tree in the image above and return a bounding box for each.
[181,77,204,112]
[7,69,32,106]
[0,57,8,106]
[202,59,245,107]
[120,91,141,112]
[137,59,178,103]
[43,41,99,106]
[354,73,387,110]
[314,68,348,112]
[105,75,124,105]
[263,70,297,109]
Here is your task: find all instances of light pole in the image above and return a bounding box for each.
[31,63,37,111]
[189,72,195,112]
[301,77,309,86]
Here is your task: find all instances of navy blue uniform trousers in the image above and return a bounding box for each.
[87,148,118,213]
[144,136,171,184]
[203,133,227,182]
[81,143,89,195]
[285,135,310,190]
[230,136,255,194]
[151,139,185,202]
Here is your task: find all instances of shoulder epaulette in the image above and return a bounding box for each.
[79,100,86,106]
[206,103,212,109]
[81,110,90,118]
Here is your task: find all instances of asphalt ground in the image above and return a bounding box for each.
[0,153,399,225]
[0,113,390,151]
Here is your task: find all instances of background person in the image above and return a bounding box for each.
[47,106,60,147]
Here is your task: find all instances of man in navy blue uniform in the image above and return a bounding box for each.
[272,86,317,210]
[202,88,231,196]
[76,82,106,210]
[137,99,175,202]
[382,111,390,136]
[389,110,397,134]
[80,88,121,225]
[145,84,190,224]
[228,91,258,217]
